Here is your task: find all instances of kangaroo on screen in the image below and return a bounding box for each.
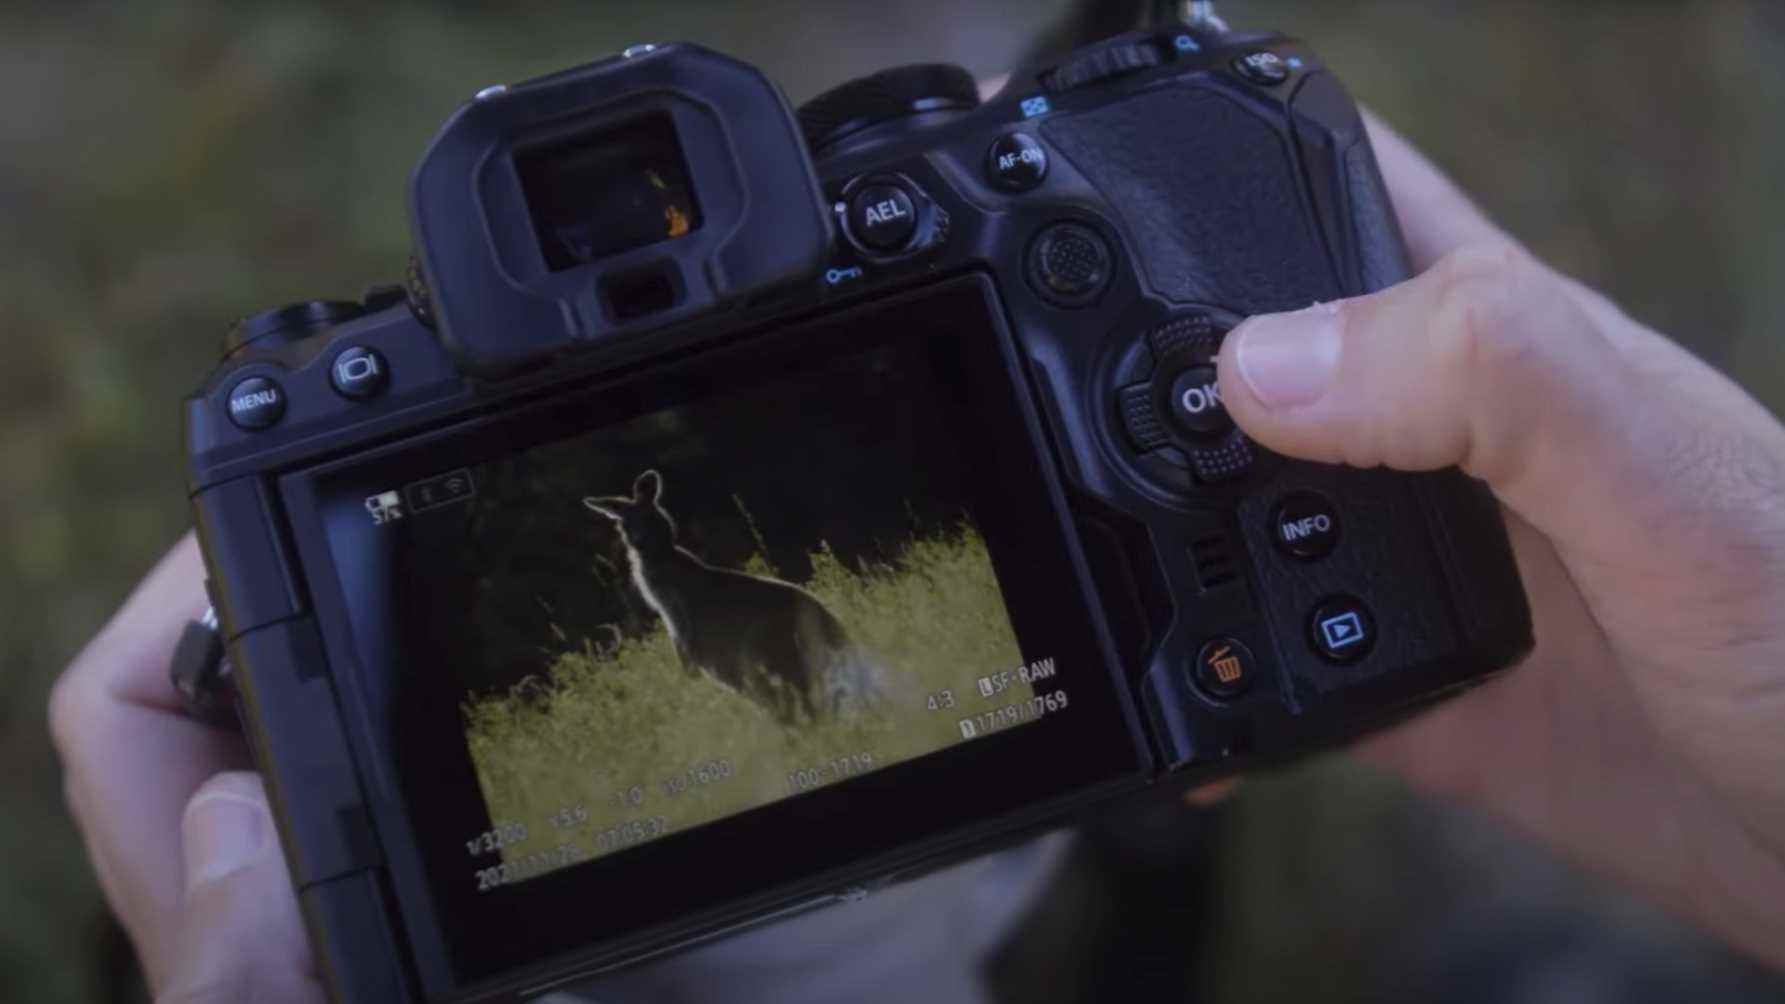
[583,470,877,722]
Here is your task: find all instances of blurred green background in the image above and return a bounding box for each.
[3,1,1783,1000]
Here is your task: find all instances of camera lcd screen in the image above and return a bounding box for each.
[291,279,1144,981]
[402,344,1045,886]
[515,113,701,271]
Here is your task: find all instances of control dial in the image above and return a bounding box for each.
[798,63,980,153]
[1040,38,1163,93]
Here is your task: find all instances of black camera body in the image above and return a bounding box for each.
[186,22,1531,1003]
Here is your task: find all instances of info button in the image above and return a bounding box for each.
[1271,491,1340,559]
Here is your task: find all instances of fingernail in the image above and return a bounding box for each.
[1231,302,1342,409]
[183,793,268,889]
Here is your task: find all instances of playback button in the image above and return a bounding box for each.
[1309,595,1374,663]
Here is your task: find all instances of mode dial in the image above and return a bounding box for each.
[225,300,362,355]
[798,63,980,154]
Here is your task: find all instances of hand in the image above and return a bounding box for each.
[49,535,324,1003]
[1216,113,1785,968]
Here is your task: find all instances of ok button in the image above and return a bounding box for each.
[1166,365,1231,438]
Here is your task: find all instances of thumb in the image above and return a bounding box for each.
[159,772,324,1004]
[1216,242,1677,554]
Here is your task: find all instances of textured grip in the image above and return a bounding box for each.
[232,618,382,886]
[1344,140,1413,292]
[1042,85,1340,312]
[1414,469,1533,657]
[1287,70,1414,296]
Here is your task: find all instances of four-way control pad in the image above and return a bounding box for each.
[1111,311,1253,484]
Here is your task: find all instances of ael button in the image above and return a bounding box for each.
[848,182,918,252]
[1272,491,1340,559]
[986,133,1048,192]
[226,376,286,430]
[1194,637,1254,699]
[1310,595,1375,663]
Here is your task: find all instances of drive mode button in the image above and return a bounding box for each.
[848,182,918,252]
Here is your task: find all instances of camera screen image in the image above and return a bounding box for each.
[340,334,1073,893]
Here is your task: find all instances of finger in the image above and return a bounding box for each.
[160,773,323,1004]
[1360,110,1515,271]
[1183,777,1240,808]
[1362,111,1659,357]
[64,708,250,991]
[1219,237,1785,627]
[1216,242,1677,556]
[50,533,247,989]
[66,532,208,711]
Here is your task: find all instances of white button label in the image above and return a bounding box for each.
[1180,381,1222,415]
[864,200,909,226]
[1281,514,1333,540]
[230,390,278,413]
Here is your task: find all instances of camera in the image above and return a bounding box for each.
[185,20,1532,1002]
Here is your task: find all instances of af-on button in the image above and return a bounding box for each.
[986,132,1048,192]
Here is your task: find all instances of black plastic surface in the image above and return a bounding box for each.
[191,478,302,637]
[302,871,416,1001]
[231,618,381,887]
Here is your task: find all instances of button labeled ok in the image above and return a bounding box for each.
[1167,365,1232,438]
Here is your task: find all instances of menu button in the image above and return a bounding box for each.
[226,376,286,430]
